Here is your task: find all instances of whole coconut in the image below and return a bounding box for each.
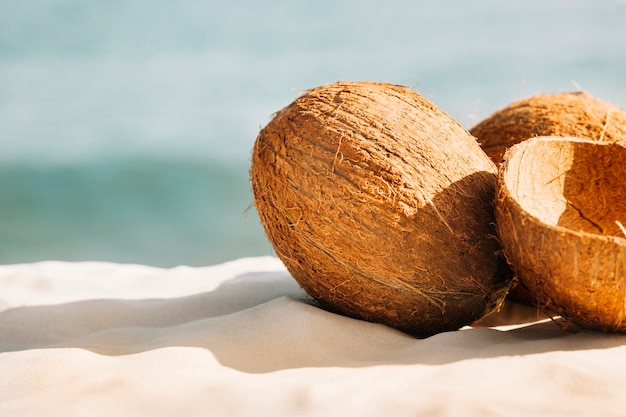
[250,81,512,337]
[470,91,626,164]
[496,136,626,332]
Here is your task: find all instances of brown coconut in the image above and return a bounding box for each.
[470,91,626,164]
[495,136,626,332]
[250,81,512,337]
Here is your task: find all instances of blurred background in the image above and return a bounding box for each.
[1,0,625,267]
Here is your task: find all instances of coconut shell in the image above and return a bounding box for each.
[250,81,512,337]
[470,91,626,164]
[495,136,626,332]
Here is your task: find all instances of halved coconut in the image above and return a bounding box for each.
[495,136,626,332]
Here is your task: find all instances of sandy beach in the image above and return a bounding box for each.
[1,256,625,416]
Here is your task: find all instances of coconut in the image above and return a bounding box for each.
[472,91,626,304]
[495,136,626,332]
[470,91,626,164]
[250,81,512,337]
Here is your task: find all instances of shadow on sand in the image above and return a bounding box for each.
[1,267,625,373]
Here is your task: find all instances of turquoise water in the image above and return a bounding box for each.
[1,0,626,266]
[0,159,269,266]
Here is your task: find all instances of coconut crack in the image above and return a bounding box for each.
[565,199,604,234]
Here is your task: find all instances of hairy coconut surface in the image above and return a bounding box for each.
[470,91,626,164]
[496,136,626,332]
[251,81,512,337]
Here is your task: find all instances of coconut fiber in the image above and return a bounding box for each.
[470,91,626,164]
[251,81,512,337]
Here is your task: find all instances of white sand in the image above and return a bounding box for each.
[1,256,626,416]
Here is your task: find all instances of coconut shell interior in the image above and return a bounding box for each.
[496,136,626,332]
[506,137,626,238]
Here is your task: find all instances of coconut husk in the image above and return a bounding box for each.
[495,136,626,332]
[471,91,626,304]
[470,91,626,164]
[250,81,512,337]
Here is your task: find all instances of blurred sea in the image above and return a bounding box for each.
[1,0,626,267]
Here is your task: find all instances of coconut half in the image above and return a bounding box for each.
[495,136,626,332]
